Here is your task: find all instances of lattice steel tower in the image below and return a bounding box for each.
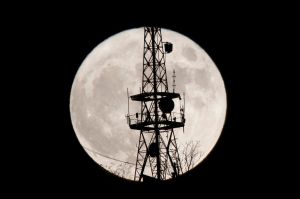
[127,27,185,182]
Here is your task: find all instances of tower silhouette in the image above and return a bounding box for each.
[127,27,185,181]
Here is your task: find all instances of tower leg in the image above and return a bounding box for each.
[134,132,148,181]
[166,129,183,176]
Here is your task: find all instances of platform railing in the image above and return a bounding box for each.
[126,111,184,126]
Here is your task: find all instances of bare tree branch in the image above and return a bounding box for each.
[180,140,202,172]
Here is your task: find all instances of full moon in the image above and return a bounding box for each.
[70,28,227,180]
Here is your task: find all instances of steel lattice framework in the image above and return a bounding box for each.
[127,27,185,182]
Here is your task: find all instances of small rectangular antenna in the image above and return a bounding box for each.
[127,88,129,115]
[172,69,176,93]
[183,92,185,114]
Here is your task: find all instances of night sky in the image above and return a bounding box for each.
[5,4,292,197]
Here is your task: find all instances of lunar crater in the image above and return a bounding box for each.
[182,46,197,61]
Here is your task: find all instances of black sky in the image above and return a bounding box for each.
[4,3,295,197]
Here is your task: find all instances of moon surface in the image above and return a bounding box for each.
[70,28,227,180]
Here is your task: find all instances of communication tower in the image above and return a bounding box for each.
[126,27,185,182]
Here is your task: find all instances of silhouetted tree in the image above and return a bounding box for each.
[110,162,134,179]
[180,140,203,172]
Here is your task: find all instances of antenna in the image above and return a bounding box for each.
[183,92,185,114]
[126,88,130,124]
[126,27,186,182]
[172,69,176,93]
[127,88,130,113]
[183,92,185,133]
